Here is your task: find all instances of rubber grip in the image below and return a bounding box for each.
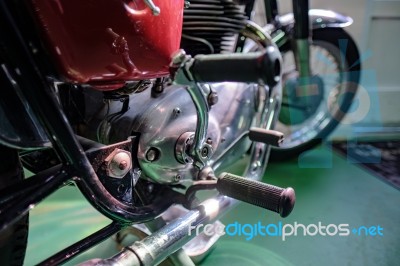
[248,128,284,147]
[217,173,295,217]
[190,47,281,87]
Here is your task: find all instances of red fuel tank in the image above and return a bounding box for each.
[31,0,184,90]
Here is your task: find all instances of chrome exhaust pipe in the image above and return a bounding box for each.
[82,177,294,265]
[80,196,237,266]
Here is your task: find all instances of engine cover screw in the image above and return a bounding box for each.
[146,148,160,162]
[208,91,218,106]
[201,147,209,158]
[118,160,128,170]
[174,174,181,182]
[173,107,181,117]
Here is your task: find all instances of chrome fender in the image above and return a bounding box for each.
[279,9,353,29]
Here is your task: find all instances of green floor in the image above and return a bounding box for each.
[25,146,400,266]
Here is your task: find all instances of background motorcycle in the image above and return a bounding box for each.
[182,0,361,159]
[0,0,294,265]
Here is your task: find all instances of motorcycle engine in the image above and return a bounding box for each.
[181,0,247,55]
[39,1,261,185]
[86,82,258,185]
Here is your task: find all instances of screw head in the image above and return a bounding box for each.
[174,174,181,182]
[251,161,261,172]
[172,49,187,65]
[173,107,181,117]
[118,160,128,170]
[146,148,159,162]
[201,147,209,158]
[208,91,218,106]
[105,150,132,178]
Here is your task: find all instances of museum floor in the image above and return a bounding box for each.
[24,145,400,266]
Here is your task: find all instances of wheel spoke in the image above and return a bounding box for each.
[278,33,356,149]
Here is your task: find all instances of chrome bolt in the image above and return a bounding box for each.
[251,161,261,172]
[174,174,181,182]
[105,149,132,179]
[207,91,218,106]
[201,147,209,158]
[173,107,181,117]
[206,138,213,145]
[172,49,187,65]
[184,1,190,8]
[146,148,159,162]
[118,160,128,170]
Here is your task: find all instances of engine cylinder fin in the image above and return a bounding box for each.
[183,16,247,24]
[181,0,247,55]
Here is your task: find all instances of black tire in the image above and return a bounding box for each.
[0,145,29,266]
[271,28,361,160]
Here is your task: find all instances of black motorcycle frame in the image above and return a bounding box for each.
[236,0,310,70]
[237,0,310,44]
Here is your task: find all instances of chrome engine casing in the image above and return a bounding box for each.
[96,82,259,184]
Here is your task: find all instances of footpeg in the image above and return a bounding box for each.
[217,173,295,217]
[248,127,284,147]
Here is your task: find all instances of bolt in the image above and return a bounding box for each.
[201,147,209,158]
[172,49,187,65]
[118,160,128,170]
[105,149,132,178]
[174,174,181,182]
[206,138,213,145]
[173,107,181,117]
[146,148,159,162]
[207,91,218,106]
[184,1,190,8]
[154,84,164,93]
[252,161,260,172]
[152,77,165,94]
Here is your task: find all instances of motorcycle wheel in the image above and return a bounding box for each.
[271,28,361,160]
[0,145,29,266]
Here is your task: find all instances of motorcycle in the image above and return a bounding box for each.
[181,0,361,159]
[0,0,295,265]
